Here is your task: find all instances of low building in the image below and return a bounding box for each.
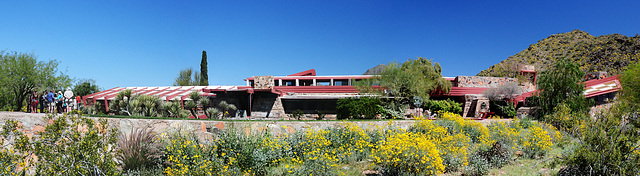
[83,67,621,118]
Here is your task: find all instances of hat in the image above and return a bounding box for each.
[58,91,62,94]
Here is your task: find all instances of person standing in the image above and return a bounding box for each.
[75,95,81,110]
[56,91,63,114]
[47,90,54,113]
[39,91,46,113]
[30,91,38,113]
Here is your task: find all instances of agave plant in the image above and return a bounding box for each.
[206,107,221,119]
[218,101,237,118]
[117,128,162,171]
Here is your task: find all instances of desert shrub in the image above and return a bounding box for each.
[620,59,640,112]
[483,82,522,118]
[161,123,234,175]
[497,103,517,118]
[479,141,512,168]
[214,126,273,175]
[423,99,462,114]
[0,120,29,175]
[109,89,133,116]
[80,105,97,115]
[32,113,119,175]
[533,58,592,119]
[117,128,162,171]
[558,105,640,175]
[285,128,340,175]
[159,101,189,118]
[336,97,384,119]
[381,99,408,119]
[463,142,512,176]
[2,115,120,175]
[463,152,490,176]
[544,103,587,136]
[410,120,471,173]
[436,112,493,146]
[130,94,161,117]
[218,101,237,118]
[205,107,221,119]
[372,130,445,175]
[487,120,554,159]
[323,122,374,163]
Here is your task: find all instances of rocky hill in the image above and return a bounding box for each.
[363,64,387,75]
[477,30,640,77]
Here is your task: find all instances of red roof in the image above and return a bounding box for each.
[83,86,237,101]
[583,75,621,98]
[514,90,539,103]
[274,86,365,94]
[288,69,316,76]
[584,74,620,87]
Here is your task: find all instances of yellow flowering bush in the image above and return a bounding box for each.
[163,136,226,176]
[0,120,28,175]
[520,125,552,158]
[488,119,555,159]
[411,119,470,172]
[437,111,494,148]
[372,129,445,175]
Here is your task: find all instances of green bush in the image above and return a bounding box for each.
[0,120,28,175]
[161,127,229,175]
[544,103,587,136]
[423,99,462,114]
[620,60,640,115]
[463,152,489,176]
[336,97,384,119]
[380,100,408,119]
[28,114,120,175]
[558,104,640,175]
[533,58,591,119]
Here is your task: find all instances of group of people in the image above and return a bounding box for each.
[27,90,81,114]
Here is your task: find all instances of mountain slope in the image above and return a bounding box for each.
[363,64,387,75]
[478,30,640,77]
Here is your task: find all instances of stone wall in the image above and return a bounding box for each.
[0,112,416,142]
[253,76,274,89]
[462,94,490,118]
[456,76,518,88]
[251,93,285,118]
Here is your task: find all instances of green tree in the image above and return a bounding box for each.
[173,68,200,86]
[73,79,101,98]
[533,58,591,118]
[620,60,640,112]
[357,57,451,102]
[200,50,209,86]
[0,51,71,111]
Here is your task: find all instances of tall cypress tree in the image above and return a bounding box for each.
[200,50,209,86]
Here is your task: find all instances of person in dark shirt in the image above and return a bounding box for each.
[39,91,46,113]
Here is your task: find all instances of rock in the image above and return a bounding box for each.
[32,125,45,134]
[362,170,380,176]
[200,122,207,133]
[215,122,224,130]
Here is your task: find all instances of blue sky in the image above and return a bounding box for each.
[2,0,640,89]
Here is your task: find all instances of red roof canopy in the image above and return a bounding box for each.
[288,69,316,76]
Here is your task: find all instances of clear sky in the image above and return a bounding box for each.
[2,0,640,90]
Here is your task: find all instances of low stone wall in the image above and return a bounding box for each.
[455,76,518,88]
[0,112,417,142]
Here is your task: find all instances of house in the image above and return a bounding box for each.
[83,67,621,118]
